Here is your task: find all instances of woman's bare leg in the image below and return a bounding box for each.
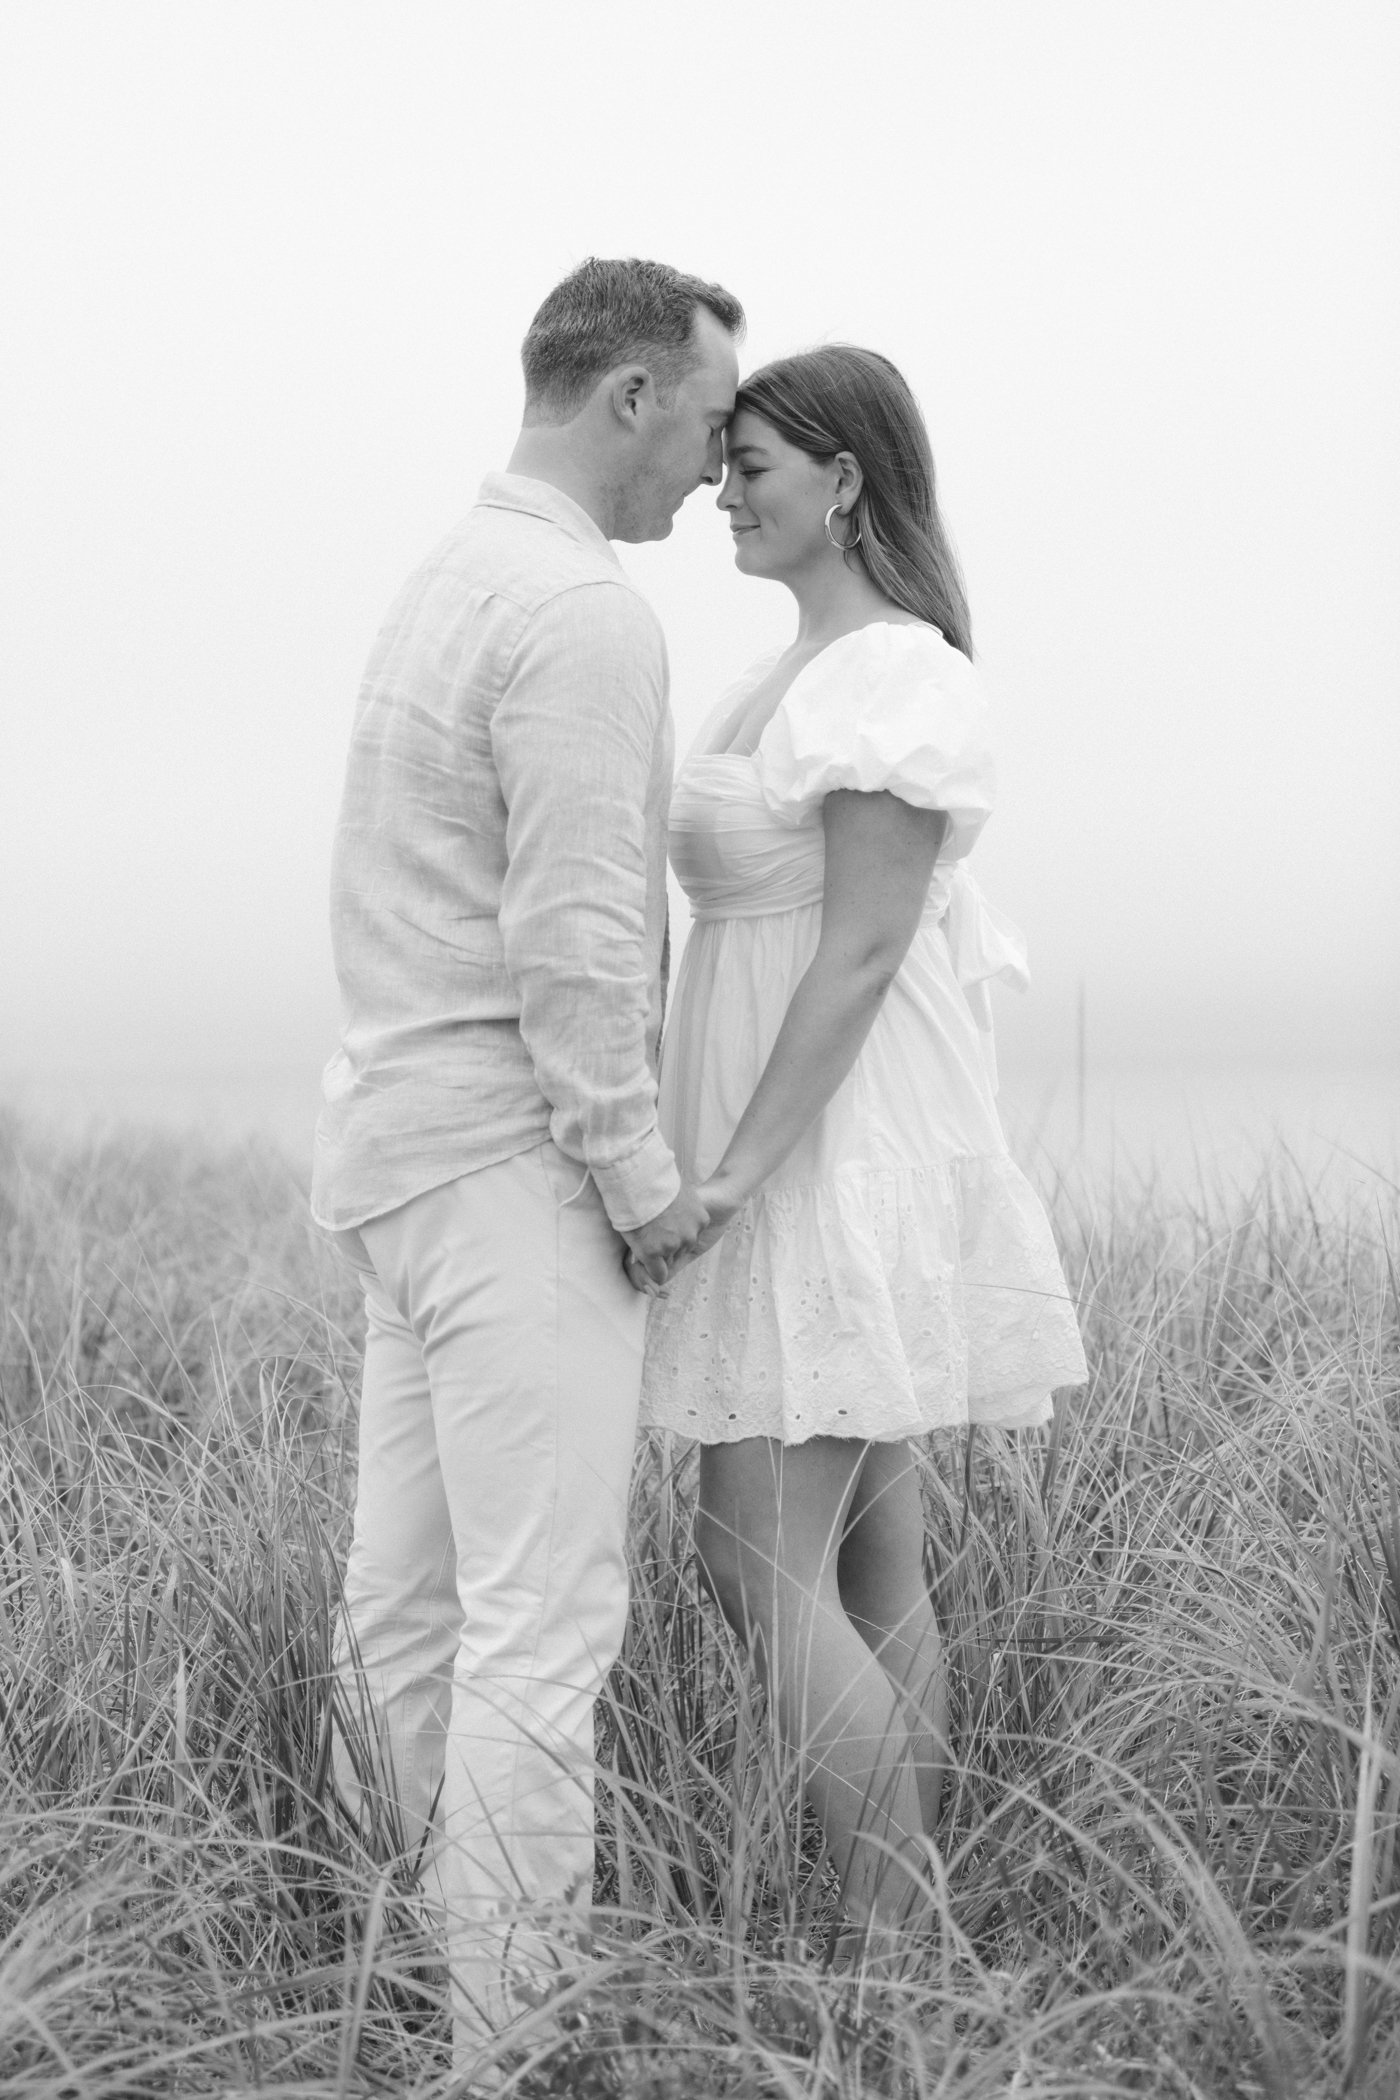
[696,1436,932,1933]
[836,1441,950,1834]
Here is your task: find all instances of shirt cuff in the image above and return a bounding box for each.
[590,1127,681,1233]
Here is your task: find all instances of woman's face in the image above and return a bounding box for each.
[717,409,846,580]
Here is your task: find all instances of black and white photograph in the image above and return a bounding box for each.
[1,4,1397,2094]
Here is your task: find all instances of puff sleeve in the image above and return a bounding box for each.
[755,623,995,862]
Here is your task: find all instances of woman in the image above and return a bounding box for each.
[635,346,1088,1943]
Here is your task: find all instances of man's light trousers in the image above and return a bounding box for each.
[331,1142,646,2049]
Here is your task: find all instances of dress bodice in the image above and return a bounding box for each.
[668,617,1034,1024]
[670,751,961,925]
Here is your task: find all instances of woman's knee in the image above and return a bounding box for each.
[693,1505,754,1632]
[695,1507,796,1645]
[838,1455,927,1599]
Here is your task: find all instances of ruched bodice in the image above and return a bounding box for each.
[670,756,827,920]
[671,745,1028,1038]
[640,624,1088,1445]
[672,753,961,925]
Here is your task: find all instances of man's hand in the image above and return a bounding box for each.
[621,1183,710,1294]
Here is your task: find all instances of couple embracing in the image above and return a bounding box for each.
[311,256,1086,2063]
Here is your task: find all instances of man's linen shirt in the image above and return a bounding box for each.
[311,473,680,1235]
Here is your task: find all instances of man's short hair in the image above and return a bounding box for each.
[521,257,745,422]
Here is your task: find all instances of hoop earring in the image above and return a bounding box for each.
[824,503,862,551]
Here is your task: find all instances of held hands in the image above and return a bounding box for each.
[621,1181,709,1296]
[621,1173,746,1296]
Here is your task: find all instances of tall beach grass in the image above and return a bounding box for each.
[0,1109,1396,2096]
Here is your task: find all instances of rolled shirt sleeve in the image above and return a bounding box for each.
[492,583,681,1233]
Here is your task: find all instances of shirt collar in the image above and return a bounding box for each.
[475,472,621,567]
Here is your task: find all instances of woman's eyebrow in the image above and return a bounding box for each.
[725,441,767,461]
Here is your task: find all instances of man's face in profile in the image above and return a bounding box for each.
[616,310,740,543]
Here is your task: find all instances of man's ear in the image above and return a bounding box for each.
[608,364,651,426]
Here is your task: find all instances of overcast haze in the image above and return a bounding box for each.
[2,1,1397,1115]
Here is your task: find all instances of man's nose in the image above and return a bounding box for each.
[699,430,725,487]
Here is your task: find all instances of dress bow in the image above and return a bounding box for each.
[938,864,1030,1033]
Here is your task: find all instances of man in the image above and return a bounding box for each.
[310,257,743,2057]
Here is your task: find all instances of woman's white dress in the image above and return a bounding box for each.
[640,622,1088,1446]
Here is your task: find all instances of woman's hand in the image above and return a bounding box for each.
[688,1172,748,1256]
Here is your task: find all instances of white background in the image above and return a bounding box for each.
[2,1,1396,1132]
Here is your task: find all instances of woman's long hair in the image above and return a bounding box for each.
[733,345,973,659]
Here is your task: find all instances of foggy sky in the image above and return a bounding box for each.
[2,0,1397,1090]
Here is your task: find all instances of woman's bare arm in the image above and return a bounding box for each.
[689,787,947,1251]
